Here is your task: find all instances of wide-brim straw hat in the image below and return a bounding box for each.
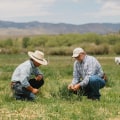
[28,50,48,65]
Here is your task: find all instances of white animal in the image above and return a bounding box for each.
[115,57,120,65]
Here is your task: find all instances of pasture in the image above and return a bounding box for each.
[0,54,120,120]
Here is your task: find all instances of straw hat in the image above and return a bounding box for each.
[28,50,48,65]
[72,48,85,58]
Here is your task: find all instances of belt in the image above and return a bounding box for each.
[11,81,20,86]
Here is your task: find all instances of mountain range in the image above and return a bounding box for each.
[0,20,120,37]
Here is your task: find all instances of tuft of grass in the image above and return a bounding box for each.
[50,84,82,101]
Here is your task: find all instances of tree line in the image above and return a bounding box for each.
[0,33,120,55]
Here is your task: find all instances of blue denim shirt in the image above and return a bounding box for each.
[11,60,43,87]
[72,55,104,87]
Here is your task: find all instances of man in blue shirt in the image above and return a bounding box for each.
[68,48,106,100]
[11,50,48,101]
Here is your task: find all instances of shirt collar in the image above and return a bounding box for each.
[30,59,36,68]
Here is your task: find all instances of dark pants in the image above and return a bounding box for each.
[87,75,105,99]
[11,79,44,101]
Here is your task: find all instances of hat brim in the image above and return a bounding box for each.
[72,54,79,58]
[28,52,48,65]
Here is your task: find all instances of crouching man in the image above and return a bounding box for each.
[11,50,48,101]
[68,48,106,101]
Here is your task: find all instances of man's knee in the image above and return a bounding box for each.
[89,75,105,88]
[29,78,44,89]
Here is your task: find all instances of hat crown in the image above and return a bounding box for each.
[33,50,44,60]
[73,48,84,54]
[28,50,48,65]
[72,48,84,57]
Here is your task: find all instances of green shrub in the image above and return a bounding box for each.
[0,33,120,55]
[22,37,30,48]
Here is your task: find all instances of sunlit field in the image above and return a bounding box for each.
[0,54,120,120]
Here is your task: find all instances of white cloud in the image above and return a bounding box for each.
[0,0,55,19]
[73,0,120,24]
[100,1,120,16]
[94,0,120,17]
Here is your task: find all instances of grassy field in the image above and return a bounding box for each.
[0,54,120,120]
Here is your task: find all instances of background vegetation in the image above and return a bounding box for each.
[0,33,120,55]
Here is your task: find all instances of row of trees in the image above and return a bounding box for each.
[0,33,120,55]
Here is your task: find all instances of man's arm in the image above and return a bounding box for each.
[35,74,43,81]
[26,86,39,94]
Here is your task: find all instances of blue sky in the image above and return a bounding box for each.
[0,0,120,25]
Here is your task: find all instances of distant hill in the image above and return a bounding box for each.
[0,20,120,37]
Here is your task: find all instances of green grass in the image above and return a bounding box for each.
[0,54,120,120]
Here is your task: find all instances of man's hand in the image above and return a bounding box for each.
[35,75,43,81]
[32,88,39,94]
[73,83,80,91]
[68,84,74,90]
[26,86,39,94]
[68,83,80,91]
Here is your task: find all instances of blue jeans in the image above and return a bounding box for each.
[85,75,105,99]
[11,79,44,101]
